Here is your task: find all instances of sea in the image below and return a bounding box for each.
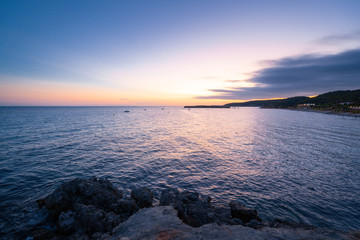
[0,106,359,237]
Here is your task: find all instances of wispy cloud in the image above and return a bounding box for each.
[316,31,360,45]
[200,76,222,80]
[197,48,360,100]
[225,80,242,83]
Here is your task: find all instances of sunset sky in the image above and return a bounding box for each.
[1,0,360,106]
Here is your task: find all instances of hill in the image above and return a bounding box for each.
[186,89,360,111]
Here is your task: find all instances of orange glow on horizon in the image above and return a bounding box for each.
[0,80,229,106]
[0,76,323,106]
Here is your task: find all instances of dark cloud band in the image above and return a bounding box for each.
[197,48,360,100]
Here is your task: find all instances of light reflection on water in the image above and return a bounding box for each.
[0,106,360,236]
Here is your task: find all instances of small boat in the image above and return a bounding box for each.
[124,110,130,113]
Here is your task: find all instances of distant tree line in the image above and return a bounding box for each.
[224,89,360,109]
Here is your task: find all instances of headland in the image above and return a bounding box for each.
[185,89,360,117]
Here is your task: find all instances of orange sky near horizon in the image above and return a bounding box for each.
[1,1,360,106]
[0,80,231,106]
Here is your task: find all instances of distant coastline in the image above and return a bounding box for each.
[184,105,229,108]
[285,108,360,117]
[184,106,360,118]
[185,89,360,117]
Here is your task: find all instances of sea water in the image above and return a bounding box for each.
[0,106,359,237]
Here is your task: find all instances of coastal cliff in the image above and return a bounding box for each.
[26,178,359,240]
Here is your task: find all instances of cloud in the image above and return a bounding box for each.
[200,76,221,80]
[225,80,242,83]
[197,48,360,100]
[316,31,360,45]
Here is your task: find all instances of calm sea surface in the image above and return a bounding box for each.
[0,106,359,237]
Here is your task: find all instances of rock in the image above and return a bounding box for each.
[39,177,124,218]
[229,218,243,225]
[43,183,73,217]
[117,198,136,214]
[30,178,357,240]
[111,206,190,239]
[35,177,128,239]
[159,189,225,227]
[187,192,199,201]
[105,212,121,232]
[260,225,354,240]
[159,188,180,206]
[35,198,46,207]
[91,232,103,239]
[269,218,315,230]
[67,232,90,240]
[29,228,56,240]
[111,206,356,240]
[100,233,111,240]
[111,206,279,240]
[74,204,107,234]
[57,210,75,235]
[247,219,262,229]
[131,187,153,209]
[230,200,261,223]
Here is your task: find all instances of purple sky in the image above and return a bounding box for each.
[1,0,360,105]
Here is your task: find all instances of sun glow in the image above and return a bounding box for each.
[0,76,230,106]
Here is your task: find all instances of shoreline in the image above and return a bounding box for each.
[184,105,360,118]
[272,108,360,118]
[23,177,360,240]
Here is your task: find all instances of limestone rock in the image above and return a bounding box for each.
[160,188,225,227]
[230,200,261,223]
[111,206,357,240]
[56,210,75,235]
[30,178,357,240]
[38,177,124,218]
[131,187,153,209]
[34,177,126,239]
[111,206,276,240]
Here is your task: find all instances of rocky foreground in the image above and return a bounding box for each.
[27,177,359,240]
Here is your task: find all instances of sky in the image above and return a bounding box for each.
[1,0,360,106]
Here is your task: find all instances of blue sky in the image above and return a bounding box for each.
[1,0,360,105]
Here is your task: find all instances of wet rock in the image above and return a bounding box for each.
[92,232,111,240]
[57,210,75,235]
[35,177,127,239]
[117,198,136,214]
[159,189,224,227]
[67,232,90,240]
[229,218,243,225]
[187,192,199,201]
[29,228,56,240]
[36,198,46,207]
[105,212,121,232]
[159,188,180,206]
[39,177,124,218]
[247,219,262,229]
[111,206,355,240]
[74,203,107,234]
[99,233,111,240]
[131,187,153,209]
[30,178,357,240]
[230,200,261,223]
[111,206,279,240]
[269,218,315,230]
